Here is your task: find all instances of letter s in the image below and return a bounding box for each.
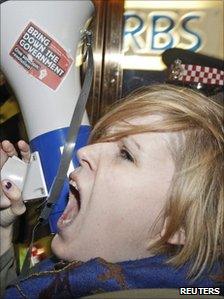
[214,288,220,295]
[181,15,202,51]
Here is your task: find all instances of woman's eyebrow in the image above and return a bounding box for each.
[123,136,141,151]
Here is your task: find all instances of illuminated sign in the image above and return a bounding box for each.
[123,1,223,70]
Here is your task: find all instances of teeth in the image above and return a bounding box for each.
[68,192,75,202]
[69,180,79,191]
[62,218,72,225]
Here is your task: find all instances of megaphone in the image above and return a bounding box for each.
[0,0,94,232]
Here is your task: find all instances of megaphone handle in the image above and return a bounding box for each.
[38,30,94,225]
[13,221,41,281]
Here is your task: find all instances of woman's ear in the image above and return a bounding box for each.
[160,217,186,245]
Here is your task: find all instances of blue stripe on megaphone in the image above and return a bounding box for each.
[30,125,91,233]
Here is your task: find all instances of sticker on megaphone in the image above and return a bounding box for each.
[1,152,48,201]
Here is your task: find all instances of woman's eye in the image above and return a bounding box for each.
[120,148,134,162]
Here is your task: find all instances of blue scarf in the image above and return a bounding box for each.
[4,254,219,298]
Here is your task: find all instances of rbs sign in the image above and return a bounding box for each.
[124,11,204,54]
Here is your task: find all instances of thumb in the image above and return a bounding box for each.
[1,180,26,215]
[2,180,21,200]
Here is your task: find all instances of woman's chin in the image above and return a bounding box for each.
[51,234,69,260]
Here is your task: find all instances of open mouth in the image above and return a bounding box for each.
[70,184,81,211]
[57,182,81,229]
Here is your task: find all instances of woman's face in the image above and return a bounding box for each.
[51,115,175,262]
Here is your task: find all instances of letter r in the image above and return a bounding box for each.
[179,288,186,294]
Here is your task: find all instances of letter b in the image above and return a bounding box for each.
[151,14,178,51]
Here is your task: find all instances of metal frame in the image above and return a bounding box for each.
[86,0,124,126]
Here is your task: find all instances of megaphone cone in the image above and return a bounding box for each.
[1,0,94,232]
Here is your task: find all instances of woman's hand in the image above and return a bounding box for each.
[1,140,30,166]
[0,140,30,255]
[0,140,30,211]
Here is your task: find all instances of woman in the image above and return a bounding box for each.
[0,84,223,298]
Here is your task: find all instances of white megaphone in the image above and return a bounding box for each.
[0,0,94,232]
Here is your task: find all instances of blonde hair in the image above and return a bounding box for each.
[89,84,223,280]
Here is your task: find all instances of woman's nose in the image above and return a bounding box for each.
[76,144,98,171]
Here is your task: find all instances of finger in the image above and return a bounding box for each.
[0,147,8,168]
[0,191,11,209]
[1,180,21,201]
[18,140,31,163]
[1,140,18,157]
[1,180,26,216]
[0,141,17,168]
